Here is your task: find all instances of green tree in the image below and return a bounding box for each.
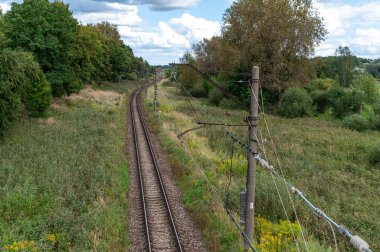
[72,25,111,83]
[221,0,326,93]
[96,21,121,46]
[0,49,51,132]
[177,51,201,92]
[0,9,6,50]
[366,59,380,79]
[4,0,78,96]
[335,46,355,87]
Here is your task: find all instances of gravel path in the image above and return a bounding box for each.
[127,91,207,252]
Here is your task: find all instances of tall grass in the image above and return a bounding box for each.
[0,81,139,251]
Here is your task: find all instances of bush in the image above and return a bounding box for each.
[23,71,51,117]
[333,89,365,118]
[306,78,337,92]
[189,82,208,98]
[352,74,379,105]
[277,87,314,118]
[310,90,330,113]
[0,49,51,132]
[208,88,224,106]
[342,114,370,132]
[126,72,138,81]
[368,143,380,165]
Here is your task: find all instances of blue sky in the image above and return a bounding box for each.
[1,0,380,65]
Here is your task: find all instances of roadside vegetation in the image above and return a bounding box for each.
[146,81,379,251]
[0,81,139,251]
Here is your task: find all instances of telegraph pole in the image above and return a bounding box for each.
[244,66,259,251]
[154,69,158,113]
[145,72,148,98]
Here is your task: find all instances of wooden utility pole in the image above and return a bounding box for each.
[145,72,148,98]
[154,69,158,113]
[244,66,259,251]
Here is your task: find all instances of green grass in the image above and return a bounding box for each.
[145,82,379,251]
[0,81,140,251]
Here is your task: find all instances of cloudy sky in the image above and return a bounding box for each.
[1,0,379,65]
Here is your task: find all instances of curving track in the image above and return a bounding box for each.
[130,87,183,252]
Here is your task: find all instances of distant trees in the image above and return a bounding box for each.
[334,46,355,87]
[366,59,380,79]
[0,0,149,134]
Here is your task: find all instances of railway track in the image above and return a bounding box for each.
[130,87,183,252]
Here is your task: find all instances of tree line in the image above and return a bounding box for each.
[0,0,150,134]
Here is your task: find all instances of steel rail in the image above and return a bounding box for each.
[131,87,183,252]
[130,88,152,251]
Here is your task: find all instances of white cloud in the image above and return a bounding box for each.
[75,4,142,26]
[120,13,221,64]
[133,0,200,11]
[168,13,221,43]
[352,28,380,56]
[315,0,380,58]
[0,1,11,12]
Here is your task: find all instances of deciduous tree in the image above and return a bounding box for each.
[221,0,326,93]
[4,0,78,96]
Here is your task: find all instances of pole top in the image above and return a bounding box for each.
[252,66,259,80]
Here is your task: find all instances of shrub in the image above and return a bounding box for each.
[352,74,379,105]
[342,114,370,132]
[306,78,337,92]
[333,89,365,118]
[189,82,208,98]
[277,87,314,118]
[23,71,51,117]
[126,72,138,81]
[0,49,51,132]
[310,90,330,113]
[368,143,380,165]
[208,88,224,106]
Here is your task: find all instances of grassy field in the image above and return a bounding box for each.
[144,81,379,251]
[0,81,140,251]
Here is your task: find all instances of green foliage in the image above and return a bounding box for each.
[189,82,208,98]
[208,87,224,106]
[0,11,6,50]
[4,0,78,96]
[342,114,370,132]
[366,59,380,79]
[352,74,379,105]
[277,87,314,118]
[368,143,380,165]
[23,69,51,117]
[334,46,355,87]
[333,89,365,118]
[221,0,326,93]
[72,25,109,83]
[306,78,337,91]
[310,90,330,113]
[0,49,51,132]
